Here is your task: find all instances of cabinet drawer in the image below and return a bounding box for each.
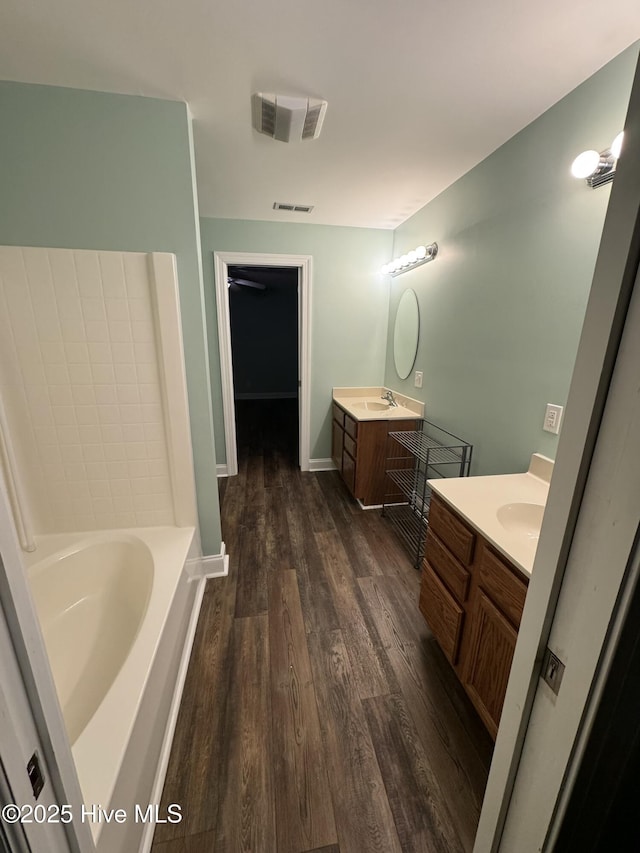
[332,403,345,428]
[429,497,475,566]
[424,529,470,603]
[419,562,464,665]
[342,449,356,493]
[477,544,528,628]
[344,433,357,459]
[344,414,358,440]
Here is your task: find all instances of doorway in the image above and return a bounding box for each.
[228,264,299,466]
[214,252,312,477]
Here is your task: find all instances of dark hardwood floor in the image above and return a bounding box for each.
[152,399,493,853]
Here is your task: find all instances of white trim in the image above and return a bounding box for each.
[216,463,229,477]
[185,542,229,579]
[0,592,71,852]
[357,500,383,510]
[0,472,94,852]
[140,576,206,853]
[234,391,298,400]
[147,253,199,529]
[214,251,312,476]
[309,457,337,472]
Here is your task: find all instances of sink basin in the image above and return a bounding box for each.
[353,400,391,412]
[497,502,545,539]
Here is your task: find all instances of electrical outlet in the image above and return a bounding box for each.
[543,403,563,435]
[414,370,423,388]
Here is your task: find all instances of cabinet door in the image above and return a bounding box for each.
[463,589,517,739]
[419,561,465,665]
[332,419,344,471]
[342,449,356,494]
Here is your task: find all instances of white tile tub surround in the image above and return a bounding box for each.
[0,247,198,535]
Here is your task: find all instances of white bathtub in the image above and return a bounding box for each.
[25,526,197,849]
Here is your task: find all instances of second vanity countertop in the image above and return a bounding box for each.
[428,453,553,578]
[333,386,425,422]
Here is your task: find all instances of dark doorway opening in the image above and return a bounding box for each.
[228,265,299,467]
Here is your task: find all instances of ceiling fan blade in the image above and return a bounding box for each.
[227,277,267,291]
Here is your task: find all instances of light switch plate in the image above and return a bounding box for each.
[543,403,563,435]
[414,370,423,388]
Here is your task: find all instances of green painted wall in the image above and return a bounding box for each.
[199,219,393,462]
[0,82,221,553]
[384,43,639,476]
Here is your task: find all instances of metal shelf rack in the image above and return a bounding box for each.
[382,419,473,568]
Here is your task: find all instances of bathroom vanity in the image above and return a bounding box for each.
[418,455,551,738]
[331,387,423,506]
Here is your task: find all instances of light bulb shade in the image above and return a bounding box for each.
[611,131,624,160]
[571,150,601,179]
[407,250,418,264]
[415,245,427,259]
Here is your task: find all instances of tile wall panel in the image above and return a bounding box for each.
[0,246,175,533]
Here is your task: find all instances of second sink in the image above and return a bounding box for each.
[497,502,545,539]
[353,400,391,411]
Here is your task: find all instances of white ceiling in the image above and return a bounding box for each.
[2,1,640,229]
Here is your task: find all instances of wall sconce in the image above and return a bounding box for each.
[571,131,624,188]
[381,242,438,276]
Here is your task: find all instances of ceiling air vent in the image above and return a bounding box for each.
[273,202,315,213]
[252,93,327,143]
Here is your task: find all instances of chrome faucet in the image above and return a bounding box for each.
[381,390,398,407]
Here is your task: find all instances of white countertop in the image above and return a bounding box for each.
[333,386,424,422]
[428,454,553,577]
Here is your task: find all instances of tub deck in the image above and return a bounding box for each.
[26,525,194,840]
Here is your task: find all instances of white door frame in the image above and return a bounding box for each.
[0,484,94,852]
[214,252,312,476]
[0,590,70,853]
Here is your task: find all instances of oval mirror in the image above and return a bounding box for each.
[393,289,420,379]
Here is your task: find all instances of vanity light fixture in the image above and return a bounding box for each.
[381,242,438,277]
[571,131,624,188]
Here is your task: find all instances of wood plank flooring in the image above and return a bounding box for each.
[152,400,492,853]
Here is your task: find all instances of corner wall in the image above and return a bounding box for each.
[0,82,221,553]
[384,43,639,476]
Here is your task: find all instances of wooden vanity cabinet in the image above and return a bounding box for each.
[419,495,529,739]
[331,402,418,506]
[463,589,518,737]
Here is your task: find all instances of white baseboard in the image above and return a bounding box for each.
[185,542,229,580]
[309,458,337,472]
[216,463,229,477]
[234,391,298,400]
[140,577,206,853]
[357,499,383,510]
